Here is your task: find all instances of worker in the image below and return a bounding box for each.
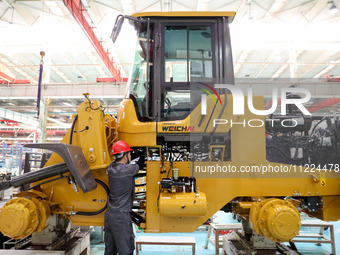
[104,140,142,255]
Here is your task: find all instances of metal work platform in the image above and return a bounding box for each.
[222,221,336,255]
[204,223,243,255]
[223,230,302,255]
[136,235,196,255]
[0,228,90,255]
[293,221,336,255]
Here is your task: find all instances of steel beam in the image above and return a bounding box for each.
[326,75,340,82]
[0,79,32,84]
[0,82,126,98]
[303,0,329,23]
[120,0,136,14]
[3,0,37,26]
[307,98,340,113]
[97,77,128,82]
[0,107,39,127]
[11,1,37,25]
[0,62,15,82]
[62,0,122,81]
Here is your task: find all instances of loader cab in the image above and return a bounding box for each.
[115,12,235,122]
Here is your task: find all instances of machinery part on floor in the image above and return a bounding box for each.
[2,227,90,254]
[276,243,303,255]
[47,227,80,250]
[31,214,69,246]
[249,198,301,243]
[224,229,303,255]
[0,196,50,239]
[3,236,32,250]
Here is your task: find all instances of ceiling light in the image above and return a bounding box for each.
[272,64,288,78]
[248,2,254,21]
[313,64,335,78]
[329,1,339,14]
[62,102,73,107]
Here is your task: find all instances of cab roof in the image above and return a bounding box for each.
[131,11,236,22]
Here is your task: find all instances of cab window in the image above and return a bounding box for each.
[129,23,153,120]
[162,25,213,121]
[164,25,213,83]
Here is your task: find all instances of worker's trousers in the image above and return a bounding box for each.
[104,210,135,255]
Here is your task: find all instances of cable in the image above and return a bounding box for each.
[135,183,146,187]
[157,185,161,213]
[311,117,328,135]
[73,126,89,133]
[84,94,101,111]
[175,153,182,161]
[191,177,197,193]
[134,191,146,196]
[166,152,174,177]
[75,179,109,216]
[332,113,340,142]
[69,114,78,145]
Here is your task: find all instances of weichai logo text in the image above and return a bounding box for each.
[162,126,194,132]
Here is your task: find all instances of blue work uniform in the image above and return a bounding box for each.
[104,162,139,255]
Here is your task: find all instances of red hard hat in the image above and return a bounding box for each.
[112,140,133,155]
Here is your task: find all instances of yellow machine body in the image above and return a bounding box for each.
[1,94,339,241]
[159,191,207,217]
[0,195,50,239]
[0,12,340,244]
[117,96,340,237]
[2,92,340,241]
[249,198,301,242]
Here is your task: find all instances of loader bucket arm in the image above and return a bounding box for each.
[24,143,97,193]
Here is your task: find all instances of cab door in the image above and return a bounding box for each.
[157,21,217,122]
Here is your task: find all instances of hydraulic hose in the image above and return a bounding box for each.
[69,114,78,145]
[75,179,109,216]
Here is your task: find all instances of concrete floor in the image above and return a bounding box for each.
[90,212,340,255]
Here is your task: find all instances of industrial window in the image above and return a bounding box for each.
[161,89,191,120]
[130,24,153,119]
[130,41,147,101]
[164,25,213,83]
